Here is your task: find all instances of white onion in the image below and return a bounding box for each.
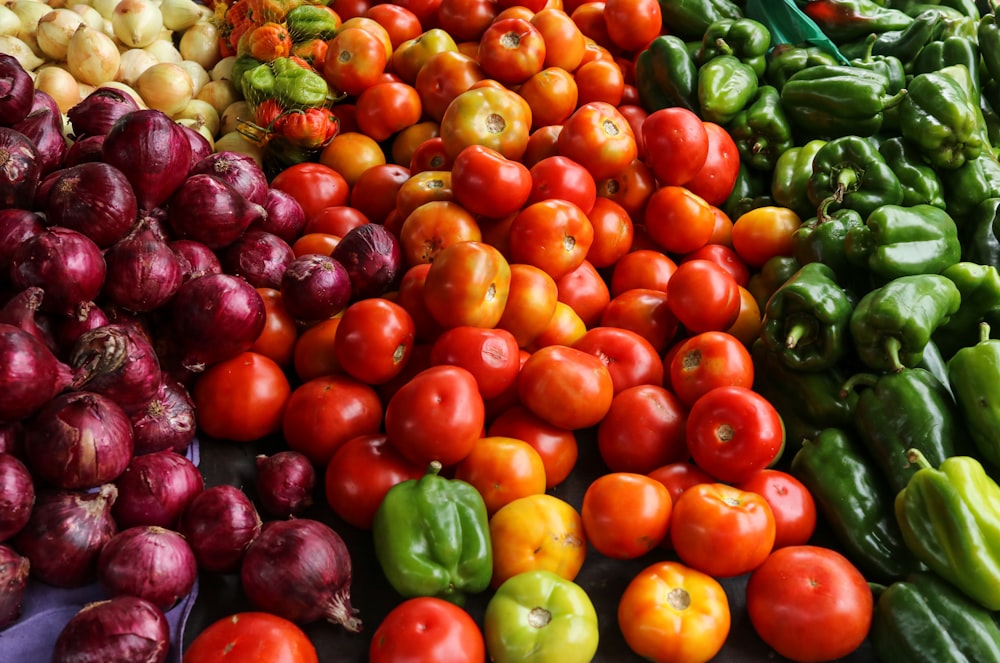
[97,80,148,109]
[174,98,219,136]
[178,20,220,70]
[219,100,250,135]
[135,62,193,116]
[10,0,52,42]
[0,34,44,71]
[177,59,209,96]
[89,0,119,20]
[195,78,239,116]
[143,37,182,63]
[111,0,163,48]
[0,6,20,36]
[70,4,105,31]
[35,8,84,61]
[67,23,120,86]
[211,55,236,82]
[33,65,83,113]
[116,48,160,87]
[160,0,209,31]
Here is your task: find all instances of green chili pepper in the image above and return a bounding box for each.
[877,136,947,208]
[763,43,841,91]
[894,448,1000,611]
[855,8,942,67]
[807,135,905,218]
[771,139,826,219]
[728,85,794,173]
[271,56,330,108]
[241,61,277,104]
[849,274,961,373]
[933,261,1000,358]
[697,54,759,125]
[656,0,743,41]
[284,4,340,40]
[695,17,771,77]
[801,0,915,42]
[634,35,700,113]
[947,322,1000,470]
[722,163,774,220]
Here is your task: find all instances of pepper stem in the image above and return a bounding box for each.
[784,320,811,349]
[884,336,905,373]
[833,167,860,203]
[839,372,879,398]
[906,448,933,470]
[980,321,992,344]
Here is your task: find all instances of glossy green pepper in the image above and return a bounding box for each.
[960,196,1000,266]
[871,571,1000,663]
[728,85,794,173]
[763,43,841,91]
[656,0,743,41]
[807,135,904,218]
[895,449,1000,611]
[722,162,773,219]
[846,8,942,66]
[939,152,1000,220]
[483,570,599,663]
[695,17,771,77]
[801,0,915,42]
[947,322,1000,469]
[934,262,1000,358]
[634,35,700,113]
[771,139,826,219]
[979,11,1000,83]
[791,203,869,291]
[911,35,981,98]
[271,56,330,108]
[877,136,947,208]
[372,462,493,606]
[849,35,907,93]
[747,254,801,312]
[696,54,759,125]
[241,61,277,105]
[284,4,340,40]
[849,274,961,373]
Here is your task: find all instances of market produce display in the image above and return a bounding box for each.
[3,0,1000,661]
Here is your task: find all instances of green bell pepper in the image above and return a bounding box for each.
[763,43,841,91]
[979,11,1000,83]
[728,85,794,173]
[932,11,982,38]
[947,322,1000,469]
[980,79,1000,148]
[483,570,599,663]
[849,35,907,93]
[697,54,759,125]
[284,4,340,41]
[961,196,1000,266]
[844,204,961,282]
[894,449,1000,611]
[842,367,971,494]
[939,152,1000,219]
[722,162,774,220]
[807,135,905,218]
[801,0,915,42]
[241,61,277,105]
[849,274,961,373]
[759,262,856,372]
[853,8,942,66]
[934,262,1000,358]
[911,35,982,98]
[790,427,923,583]
[870,571,1000,663]
[899,64,987,170]
[372,462,493,605]
[634,35,700,113]
[747,254,801,312]
[877,136,947,208]
[771,139,826,219]
[695,17,771,78]
[231,55,263,101]
[656,0,743,41]
[791,203,870,292]
[271,56,330,108]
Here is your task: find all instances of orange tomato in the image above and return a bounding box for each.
[488,404,579,488]
[581,472,672,559]
[453,436,547,515]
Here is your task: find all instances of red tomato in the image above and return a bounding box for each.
[665,259,740,334]
[600,288,679,354]
[597,384,688,474]
[681,243,750,287]
[399,200,482,266]
[669,482,776,578]
[581,472,672,559]
[354,81,423,143]
[746,546,874,662]
[684,122,740,206]
[429,326,521,399]
[596,158,657,222]
[585,197,634,269]
[573,58,625,107]
[270,163,350,223]
[572,326,663,394]
[422,240,512,329]
[333,298,416,385]
[370,597,486,663]
[648,461,713,506]
[436,0,497,42]
[487,404,579,488]
[193,351,291,443]
[395,170,454,220]
[364,4,421,50]
[453,435,547,515]
[477,17,546,85]
[602,0,660,51]
[304,205,370,237]
[350,162,411,225]
[184,612,318,663]
[518,67,579,129]
[413,50,485,123]
[495,263,559,349]
[531,7,585,72]
[526,155,597,214]
[557,101,637,181]
[641,107,708,186]
[322,26,388,96]
[555,259,610,329]
[384,364,485,467]
[737,469,817,550]
[667,331,754,408]
[609,249,677,296]
[643,185,716,255]
[517,344,614,430]
[292,316,342,381]
[508,199,594,281]
[251,288,297,369]
[685,386,785,484]
[450,144,532,218]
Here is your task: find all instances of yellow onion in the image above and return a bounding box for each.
[176,117,214,148]
[116,48,160,88]
[174,98,219,137]
[159,0,209,32]
[36,8,85,62]
[67,23,120,87]
[111,0,163,48]
[33,65,83,113]
[195,79,240,117]
[89,0,120,20]
[0,5,20,36]
[210,55,236,82]
[98,81,148,109]
[135,61,193,116]
[178,60,210,96]
[144,37,183,64]
[219,100,251,135]
[178,20,220,70]
[0,35,44,71]
[70,4,105,31]
[10,0,52,42]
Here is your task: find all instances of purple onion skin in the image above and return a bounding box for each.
[103,226,183,313]
[170,239,222,283]
[0,453,33,542]
[190,151,269,206]
[0,54,33,126]
[0,209,45,271]
[97,526,198,610]
[112,450,203,529]
[0,422,23,456]
[130,376,196,455]
[219,229,295,289]
[180,124,213,168]
[54,301,110,354]
[241,518,361,632]
[0,322,74,424]
[67,87,140,139]
[0,544,29,628]
[12,98,67,176]
[64,134,107,167]
[280,254,352,323]
[179,484,261,574]
[23,391,135,490]
[12,484,118,588]
[103,109,192,212]
[254,187,307,244]
[70,323,162,416]
[44,162,139,249]
[168,273,266,372]
[166,173,265,249]
[255,451,316,518]
[51,595,169,663]
[0,127,40,209]
[332,222,404,300]
[0,286,50,347]
[10,226,107,315]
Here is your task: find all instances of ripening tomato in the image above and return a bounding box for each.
[496,263,559,349]
[517,344,614,430]
[391,28,459,85]
[193,351,291,443]
[319,132,386,187]
[581,472,672,559]
[730,205,803,269]
[531,8,585,72]
[737,469,817,550]
[370,597,486,663]
[574,58,625,107]
[555,259,610,329]
[364,4,421,50]
[304,206,370,238]
[291,316,342,381]
[399,200,482,266]
[184,612,318,663]
[251,288,298,369]
[598,385,688,474]
[528,300,588,350]
[439,80,531,162]
[422,240,512,329]
[414,50,485,123]
[450,144,532,219]
[518,67,579,130]
[395,170,454,220]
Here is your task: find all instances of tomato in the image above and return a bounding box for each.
[555,259,610,329]
[365,4,421,50]
[508,199,594,281]
[270,162,350,223]
[429,326,520,399]
[686,385,785,484]
[391,28,458,85]
[251,288,297,369]
[730,205,803,269]
[530,8,585,72]
[319,132,386,187]
[708,206,734,246]
[598,385,687,474]
[192,351,291,443]
[292,316,342,381]
[641,108,708,186]
[517,344,614,430]
[322,26,388,96]
[665,259,741,334]
[183,612,318,663]
[522,125,563,169]
[726,284,763,347]
[680,243,750,288]
[569,2,612,50]
[581,472,672,559]
[495,263,559,349]
[736,469,817,550]
[573,58,625,107]
[557,101,637,181]
[451,145,532,218]
[281,374,384,465]
[643,185,716,255]
[436,0,498,42]
[528,300,587,349]
[596,158,657,222]
[617,561,730,663]
[489,493,587,588]
[393,0,445,38]
[518,67,579,130]
[370,597,486,663]
[439,83,531,163]
[572,326,663,394]
[384,364,485,467]
[585,197,633,268]
[399,200,482,266]
[527,155,597,214]
[395,169,453,219]
[603,0,660,52]
[684,121,740,206]
[454,436,547,516]
[609,249,676,295]
[414,50,485,123]
[477,17,546,85]
[391,121,440,169]
[746,546,874,662]
[324,433,424,530]
[349,162,411,225]
[422,240,511,329]
[667,331,754,408]
[488,404,578,488]
[333,298,415,385]
[291,232,340,257]
[304,205,370,237]
[354,81,423,143]
[648,462,713,506]
[599,288,678,354]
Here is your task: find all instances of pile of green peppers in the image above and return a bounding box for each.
[637,2,1000,660]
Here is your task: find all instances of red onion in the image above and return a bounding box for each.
[180,123,213,168]
[0,453,33,542]
[241,518,361,632]
[0,127,40,209]
[64,134,107,167]
[12,95,67,176]
[12,484,118,587]
[98,526,197,610]
[103,109,192,211]
[29,87,61,117]
[10,226,107,315]
[254,187,307,244]
[43,162,138,248]
[0,423,23,456]
[67,86,140,138]
[280,254,352,323]
[0,544,28,628]
[166,173,265,249]
[190,151,269,206]
[170,239,222,282]
[0,323,74,423]
[168,273,266,372]
[255,451,316,518]
[70,323,161,416]
[0,286,53,348]
[51,595,169,663]
[332,222,404,300]
[23,391,134,490]
[112,450,203,528]
[179,484,261,573]
[0,209,45,270]
[103,225,183,312]
[130,376,197,455]
[54,300,110,352]
[0,54,33,127]
[219,229,295,289]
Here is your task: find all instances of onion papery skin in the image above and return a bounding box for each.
[54,301,110,355]
[12,484,118,588]
[241,518,362,632]
[44,162,138,249]
[12,95,67,176]
[254,187,306,244]
[67,86,140,139]
[129,376,196,455]
[0,544,29,628]
[279,254,353,324]
[112,450,203,529]
[166,173,264,249]
[219,229,295,289]
[189,150,269,206]
[0,209,45,272]
[97,525,197,610]
[170,239,222,283]
[0,54,34,127]
[23,391,135,490]
[10,226,107,315]
[64,134,107,167]
[0,453,34,542]
[179,484,261,574]
[51,595,170,663]
[0,423,24,456]
[0,322,74,424]
[254,451,316,518]
[103,225,183,313]
[332,222,404,300]
[70,323,162,416]
[0,127,41,209]
[0,286,53,349]
[102,109,192,212]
